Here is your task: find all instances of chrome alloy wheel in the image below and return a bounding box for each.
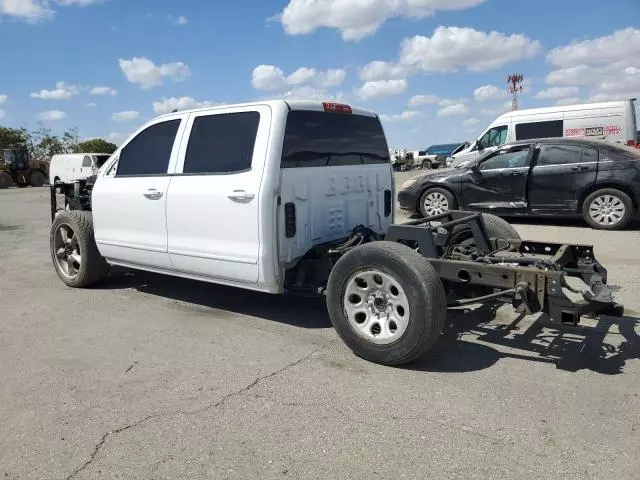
[588,194,626,227]
[422,191,449,216]
[53,223,82,279]
[343,269,410,345]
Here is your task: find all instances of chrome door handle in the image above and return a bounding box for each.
[227,190,255,201]
[143,189,163,200]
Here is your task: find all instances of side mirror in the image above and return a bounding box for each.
[476,141,484,151]
[469,163,480,172]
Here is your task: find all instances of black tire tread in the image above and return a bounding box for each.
[30,170,45,187]
[50,210,107,288]
[0,172,12,189]
[326,241,447,366]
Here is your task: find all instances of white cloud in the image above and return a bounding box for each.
[555,97,581,106]
[535,86,579,99]
[251,64,346,92]
[474,84,504,102]
[399,26,540,73]
[90,86,117,96]
[152,96,222,115]
[30,81,79,100]
[0,0,101,22]
[437,103,469,117]
[166,14,187,25]
[359,60,409,81]
[277,0,487,41]
[84,102,97,107]
[463,118,478,126]
[0,94,6,104]
[37,110,66,122]
[357,79,407,100]
[111,110,140,122]
[379,110,423,123]
[408,94,439,107]
[547,28,640,68]
[0,110,5,120]
[119,57,191,90]
[439,97,468,107]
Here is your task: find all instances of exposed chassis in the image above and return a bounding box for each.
[385,211,624,324]
[50,183,623,325]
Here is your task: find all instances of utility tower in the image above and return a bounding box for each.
[507,74,524,111]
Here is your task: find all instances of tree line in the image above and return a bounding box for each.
[0,125,117,161]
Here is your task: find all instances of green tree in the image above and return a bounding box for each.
[0,126,30,150]
[72,138,117,154]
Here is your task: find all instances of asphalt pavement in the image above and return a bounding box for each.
[0,182,638,480]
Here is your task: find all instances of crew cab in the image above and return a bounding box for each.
[48,102,624,366]
[398,137,640,230]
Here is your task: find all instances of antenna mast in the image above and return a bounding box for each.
[507,73,524,111]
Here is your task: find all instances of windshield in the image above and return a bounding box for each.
[281,110,390,168]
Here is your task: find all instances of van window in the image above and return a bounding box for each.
[478,125,508,149]
[281,111,390,168]
[183,111,260,174]
[82,156,92,168]
[116,119,181,177]
[515,120,563,140]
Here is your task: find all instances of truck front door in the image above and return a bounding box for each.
[91,114,187,269]
[165,105,271,284]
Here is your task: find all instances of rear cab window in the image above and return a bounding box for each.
[281,110,390,168]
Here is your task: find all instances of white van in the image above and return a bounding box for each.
[49,153,112,185]
[449,99,638,168]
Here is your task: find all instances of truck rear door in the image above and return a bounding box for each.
[165,104,271,284]
[277,105,394,265]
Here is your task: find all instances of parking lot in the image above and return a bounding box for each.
[1,179,639,479]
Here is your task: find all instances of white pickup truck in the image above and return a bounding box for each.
[48,100,623,366]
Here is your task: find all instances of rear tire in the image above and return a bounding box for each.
[0,172,12,189]
[50,210,108,288]
[29,170,45,187]
[582,188,633,230]
[326,241,447,366]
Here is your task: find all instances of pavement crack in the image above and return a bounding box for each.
[62,346,324,480]
[64,414,156,480]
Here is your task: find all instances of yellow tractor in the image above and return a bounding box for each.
[0,149,49,189]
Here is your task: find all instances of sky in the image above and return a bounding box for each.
[0,0,639,150]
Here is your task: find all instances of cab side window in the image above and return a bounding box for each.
[82,156,92,168]
[479,148,530,171]
[116,119,181,177]
[478,125,508,149]
[183,111,260,174]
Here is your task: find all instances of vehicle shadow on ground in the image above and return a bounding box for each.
[96,267,332,329]
[410,303,640,375]
[98,268,639,375]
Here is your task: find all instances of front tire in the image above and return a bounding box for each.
[50,210,108,288]
[419,187,457,218]
[421,159,432,170]
[582,188,633,230]
[29,170,45,187]
[326,241,447,366]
